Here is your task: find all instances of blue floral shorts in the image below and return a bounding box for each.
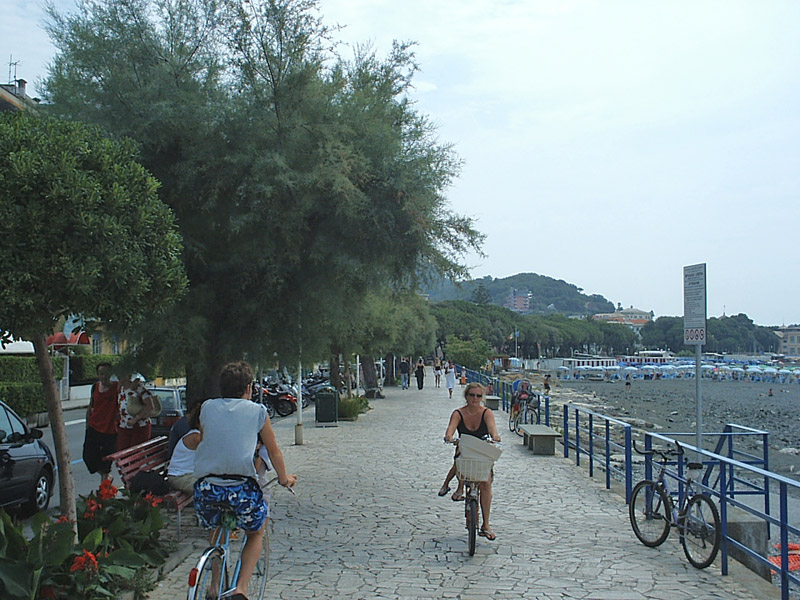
[193,477,268,532]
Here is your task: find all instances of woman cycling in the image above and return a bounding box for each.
[438,382,501,540]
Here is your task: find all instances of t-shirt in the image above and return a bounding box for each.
[118,383,154,429]
[194,398,268,481]
[88,382,120,435]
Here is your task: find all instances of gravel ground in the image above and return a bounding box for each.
[551,377,800,480]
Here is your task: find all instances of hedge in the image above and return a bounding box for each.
[0,382,47,416]
[0,355,64,383]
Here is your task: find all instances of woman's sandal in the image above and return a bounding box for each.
[451,491,465,502]
[479,527,497,540]
[438,485,451,497]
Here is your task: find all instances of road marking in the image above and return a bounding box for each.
[65,418,85,426]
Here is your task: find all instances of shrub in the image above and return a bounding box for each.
[338,396,369,419]
[0,382,47,416]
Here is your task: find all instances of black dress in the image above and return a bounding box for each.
[415,364,425,389]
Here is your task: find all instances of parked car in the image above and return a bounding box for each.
[148,386,187,439]
[0,399,56,514]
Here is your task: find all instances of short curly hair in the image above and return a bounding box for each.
[219,361,253,398]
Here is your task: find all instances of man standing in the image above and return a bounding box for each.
[82,362,119,483]
[399,357,410,390]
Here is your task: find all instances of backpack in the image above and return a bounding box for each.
[129,470,170,496]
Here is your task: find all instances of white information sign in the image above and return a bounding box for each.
[683,263,706,346]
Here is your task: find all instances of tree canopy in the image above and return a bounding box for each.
[0,110,186,525]
[43,0,482,396]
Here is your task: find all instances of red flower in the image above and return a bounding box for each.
[55,515,70,524]
[98,479,118,500]
[144,492,163,507]
[82,497,101,520]
[69,549,98,574]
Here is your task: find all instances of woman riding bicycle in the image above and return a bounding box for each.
[438,382,501,540]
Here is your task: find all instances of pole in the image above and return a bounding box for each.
[295,360,304,445]
[356,355,361,395]
[696,344,702,458]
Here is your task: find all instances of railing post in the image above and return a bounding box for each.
[605,420,611,491]
[624,425,632,503]
[544,395,550,426]
[720,464,728,576]
[563,404,569,458]
[575,409,581,467]
[588,413,594,478]
[780,481,789,600]
[644,433,652,482]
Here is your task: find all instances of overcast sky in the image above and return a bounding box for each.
[4,0,799,326]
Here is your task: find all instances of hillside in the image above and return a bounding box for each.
[423,272,615,315]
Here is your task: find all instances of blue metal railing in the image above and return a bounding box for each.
[562,404,633,500]
[562,403,800,600]
[456,366,550,425]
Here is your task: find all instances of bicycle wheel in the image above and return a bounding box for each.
[249,523,270,600]
[679,494,721,569]
[188,546,228,600]
[513,413,523,437]
[629,480,672,547]
[466,497,478,556]
[508,410,516,433]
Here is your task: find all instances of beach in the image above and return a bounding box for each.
[551,378,800,480]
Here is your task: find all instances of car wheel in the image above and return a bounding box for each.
[24,469,53,514]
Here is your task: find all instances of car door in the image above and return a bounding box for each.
[0,403,36,507]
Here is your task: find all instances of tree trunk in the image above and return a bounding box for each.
[383,353,395,387]
[330,350,343,392]
[32,333,77,533]
[361,358,384,398]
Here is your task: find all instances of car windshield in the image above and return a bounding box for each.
[152,389,180,411]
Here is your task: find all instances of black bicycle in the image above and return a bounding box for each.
[629,441,721,569]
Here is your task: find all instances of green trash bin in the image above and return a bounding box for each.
[315,387,339,426]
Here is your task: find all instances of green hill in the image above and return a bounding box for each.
[423,273,615,315]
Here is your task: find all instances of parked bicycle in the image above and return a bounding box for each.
[509,385,540,436]
[187,477,294,600]
[449,435,502,556]
[629,441,721,569]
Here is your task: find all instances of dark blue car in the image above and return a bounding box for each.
[0,399,56,514]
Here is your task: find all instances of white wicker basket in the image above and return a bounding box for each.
[455,457,494,482]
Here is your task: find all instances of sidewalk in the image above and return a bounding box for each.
[148,373,780,600]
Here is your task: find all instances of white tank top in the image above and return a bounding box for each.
[168,429,200,476]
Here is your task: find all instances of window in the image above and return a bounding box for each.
[92,333,102,354]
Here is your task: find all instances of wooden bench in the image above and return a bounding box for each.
[518,424,561,456]
[105,436,194,537]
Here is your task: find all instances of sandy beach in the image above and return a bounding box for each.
[549,377,800,481]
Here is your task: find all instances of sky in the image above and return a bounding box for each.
[3,0,800,326]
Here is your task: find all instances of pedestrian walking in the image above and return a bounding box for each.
[445,359,456,398]
[399,357,411,390]
[434,358,443,388]
[415,359,426,390]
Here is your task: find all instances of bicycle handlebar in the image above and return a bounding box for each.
[632,439,684,461]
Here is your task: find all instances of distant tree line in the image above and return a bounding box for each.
[430,301,638,360]
[640,314,779,355]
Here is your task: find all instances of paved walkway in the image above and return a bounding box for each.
[148,373,780,600]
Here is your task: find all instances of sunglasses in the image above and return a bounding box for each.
[466,392,483,398]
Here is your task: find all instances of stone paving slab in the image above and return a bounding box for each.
[148,372,782,599]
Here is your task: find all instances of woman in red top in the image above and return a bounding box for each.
[82,362,119,482]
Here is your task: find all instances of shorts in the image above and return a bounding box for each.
[193,477,268,532]
[83,426,118,474]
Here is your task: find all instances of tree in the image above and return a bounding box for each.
[0,112,186,527]
[471,284,491,305]
[44,0,482,399]
[446,334,492,370]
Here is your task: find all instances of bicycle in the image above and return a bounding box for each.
[450,436,502,556]
[510,394,540,436]
[629,441,721,569]
[187,476,294,600]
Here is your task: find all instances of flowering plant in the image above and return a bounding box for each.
[0,481,168,600]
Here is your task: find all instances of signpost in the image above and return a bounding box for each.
[683,263,707,455]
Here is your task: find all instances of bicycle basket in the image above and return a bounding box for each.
[455,457,494,482]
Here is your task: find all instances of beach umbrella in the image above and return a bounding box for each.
[763,367,778,374]
[557,365,570,371]
[701,364,715,370]
[624,366,638,372]
[746,366,762,373]
[731,367,745,372]
[779,369,792,374]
